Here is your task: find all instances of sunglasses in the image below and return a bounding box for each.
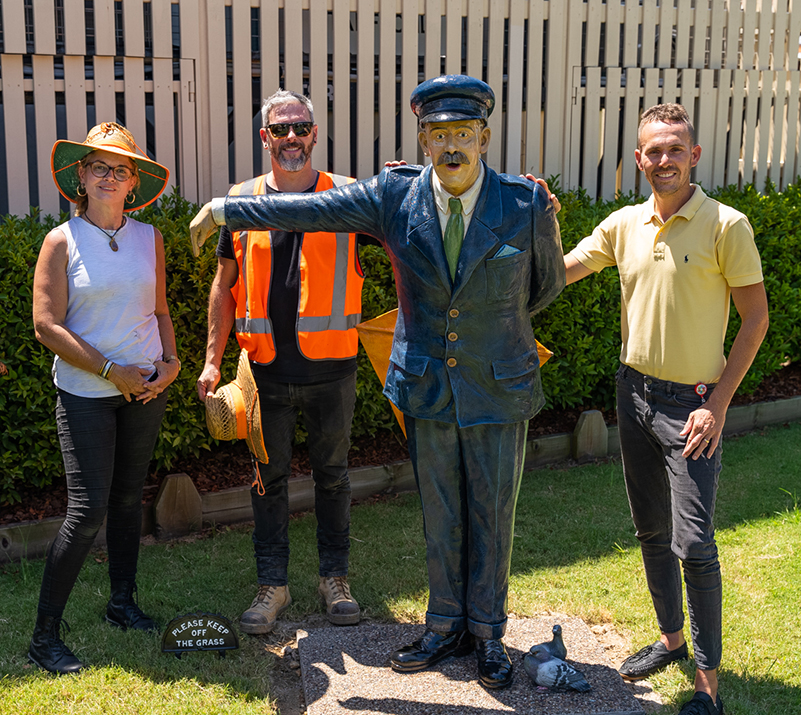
[266,122,314,138]
[86,161,134,182]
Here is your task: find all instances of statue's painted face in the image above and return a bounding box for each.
[418,119,491,196]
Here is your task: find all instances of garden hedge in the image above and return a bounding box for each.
[2,181,800,504]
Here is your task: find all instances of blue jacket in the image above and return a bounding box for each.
[224,163,565,427]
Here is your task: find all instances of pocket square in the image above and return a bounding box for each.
[494,244,522,258]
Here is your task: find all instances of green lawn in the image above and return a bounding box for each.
[1,423,799,714]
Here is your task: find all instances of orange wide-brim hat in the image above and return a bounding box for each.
[51,122,169,212]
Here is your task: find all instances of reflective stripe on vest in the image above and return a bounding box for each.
[229,172,363,363]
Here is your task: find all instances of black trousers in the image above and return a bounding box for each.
[405,416,528,640]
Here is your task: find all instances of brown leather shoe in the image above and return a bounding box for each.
[239,584,291,634]
[319,576,360,625]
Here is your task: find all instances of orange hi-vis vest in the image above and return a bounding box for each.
[228,172,364,365]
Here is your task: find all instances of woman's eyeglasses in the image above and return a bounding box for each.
[86,161,134,181]
[266,122,314,138]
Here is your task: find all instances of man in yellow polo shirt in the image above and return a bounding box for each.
[565,103,768,715]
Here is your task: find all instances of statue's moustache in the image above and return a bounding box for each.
[437,151,470,165]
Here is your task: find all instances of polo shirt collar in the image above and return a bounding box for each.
[642,184,706,225]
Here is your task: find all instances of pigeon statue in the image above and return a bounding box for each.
[523,644,591,692]
[531,623,568,661]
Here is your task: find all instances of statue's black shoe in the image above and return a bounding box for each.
[618,641,688,681]
[475,637,513,689]
[390,629,473,672]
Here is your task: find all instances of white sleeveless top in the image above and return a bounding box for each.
[53,216,163,398]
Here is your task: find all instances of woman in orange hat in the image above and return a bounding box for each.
[30,122,179,674]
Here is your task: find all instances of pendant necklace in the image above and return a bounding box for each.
[83,214,127,252]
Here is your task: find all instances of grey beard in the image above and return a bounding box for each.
[272,143,313,172]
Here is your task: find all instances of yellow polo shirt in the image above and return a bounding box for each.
[569,186,763,384]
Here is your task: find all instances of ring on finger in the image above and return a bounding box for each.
[703,438,711,443]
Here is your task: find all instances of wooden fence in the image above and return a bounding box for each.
[1,0,800,217]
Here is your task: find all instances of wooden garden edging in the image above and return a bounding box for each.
[3,397,801,564]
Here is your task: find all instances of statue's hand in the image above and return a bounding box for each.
[189,202,219,257]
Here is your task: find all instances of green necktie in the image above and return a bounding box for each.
[444,197,464,281]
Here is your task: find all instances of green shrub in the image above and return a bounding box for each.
[1,181,800,504]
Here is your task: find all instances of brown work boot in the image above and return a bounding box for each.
[239,584,291,634]
[319,576,360,625]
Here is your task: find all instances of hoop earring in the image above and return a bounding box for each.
[126,191,136,204]
[76,183,87,197]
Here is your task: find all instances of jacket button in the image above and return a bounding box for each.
[446,358,457,367]
[447,332,458,342]
[449,308,459,318]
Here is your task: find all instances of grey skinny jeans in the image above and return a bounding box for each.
[616,364,722,670]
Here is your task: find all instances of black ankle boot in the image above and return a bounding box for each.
[28,614,84,674]
[105,581,158,632]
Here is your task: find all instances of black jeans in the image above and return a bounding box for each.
[616,364,723,670]
[37,388,168,618]
[250,371,356,585]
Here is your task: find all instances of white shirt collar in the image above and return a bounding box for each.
[431,161,485,219]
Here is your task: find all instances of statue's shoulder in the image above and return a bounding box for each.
[497,172,533,191]
[384,164,424,179]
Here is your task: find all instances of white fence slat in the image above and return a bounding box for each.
[585,0,602,67]
[1,4,26,55]
[152,57,176,193]
[741,0,757,69]
[755,70,773,187]
[179,0,200,59]
[505,0,525,174]
[356,0,375,179]
[283,0,303,93]
[151,0,173,59]
[641,0,657,69]
[789,0,801,72]
[786,71,801,183]
[772,2,788,71]
[675,0,692,69]
[33,0,56,56]
[400,0,419,164]
[623,0,639,68]
[742,68,760,184]
[770,69,787,187]
[92,56,117,125]
[259,0,280,110]
[63,55,87,140]
[308,0,329,173]
[445,0,461,75]
[568,67,582,188]
[582,66,602,199]
[93,1,116,57]
[695,70,716,188]
[123,0,145,58]
[424,0,442,84]
[724,0,742,70]
[756,0,773,70]
[379,0,396,167]
[602,67,623,200]
[204,0,228,196]
[643,67,660,111]
[711,68,732,189]
[332,1,351,177]
[662,68,680,104]
[604,0,621,69]
[728,69,747,187]
[2,55,29,214]
[708,0,726,70]
[32,55,59,217]
[620,67,642,196]
[63,0,86,56]
[123,57,147,156]
[657,0,673,69]
[680,67,696,115]
[485,0,504,172]
[231,1,252,183]
[524,0,544,177]
[178,58,198,202]
[543,0,567,177]
[465,0,483,79]
[691,0,709,70]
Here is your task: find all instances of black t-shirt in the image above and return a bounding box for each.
[217,178,376,384]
